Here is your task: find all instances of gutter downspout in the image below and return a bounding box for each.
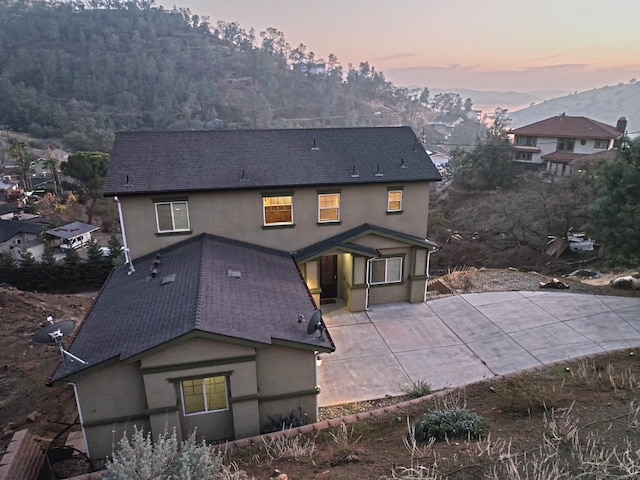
[69,382,90,459]
[114,196,135,274]
[365,258,373,311]
[423,248,435,302]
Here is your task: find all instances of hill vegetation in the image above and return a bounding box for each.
[510,81,640,135]
[0,0,485,151]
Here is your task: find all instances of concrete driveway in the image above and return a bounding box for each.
[317,291,640,407]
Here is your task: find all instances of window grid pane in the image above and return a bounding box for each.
[182,376,228,415]
[264,196,293,225]
[318,194,340,222]
[370,257,402,285]
[388,191,402,211]
[156,201,189,232]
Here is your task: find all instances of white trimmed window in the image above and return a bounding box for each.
[594,138,609,149]
[557,138,576,152]
[515,151,533,161]
[181,376,228,416]
[387,190,403,212]
[318,193,340,222]
[370,257,402,285]
[155,201,190,233]
[263,196,293,225]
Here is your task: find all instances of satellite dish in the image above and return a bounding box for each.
[306,310,326,341]
[32,317,87,365]
[33,320,76,344]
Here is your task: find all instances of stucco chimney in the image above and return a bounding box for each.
[616,116,628,133]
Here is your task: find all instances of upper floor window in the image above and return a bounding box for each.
[155,201,190,233]
[181,375,228,416]
[370,257,402,285]
[263,195,293,226]
[318,193,340,223]
[387,190,403,212]
[557,138,575,152]
[515,151,533,161]
[515,135,537,146]
[594,138,610,149]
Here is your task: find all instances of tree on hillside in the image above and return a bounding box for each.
[8,140,35,191]
[590,137,640,263]
[61,151,110,224]
[449,108,516,190]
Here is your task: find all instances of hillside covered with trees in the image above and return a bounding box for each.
[0,0,484,151]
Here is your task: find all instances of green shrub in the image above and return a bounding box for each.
[413,409,487,441]
[402,379,432,399]
[105,426,234,480]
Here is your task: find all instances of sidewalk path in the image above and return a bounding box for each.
[318,291,640,407]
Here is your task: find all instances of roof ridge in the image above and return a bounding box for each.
[193,236,207,330]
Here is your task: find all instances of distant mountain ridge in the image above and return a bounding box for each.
[429,87,569,111]
[509,82,640,136]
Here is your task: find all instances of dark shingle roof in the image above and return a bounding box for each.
[51,234,334,383]
[293,223,439,262]
[510,116,622,139]
[104,127,441,196]
[0,220,43,243]
[45,222,99,240]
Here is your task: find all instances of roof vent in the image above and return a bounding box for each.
[228,269,241,279]
[374,165,384,177]
[311,138,320,151]
[150,268,158,278]
[400,158,408,168]
[241,169,248,181]
[123,175,134,187]
[161,274,176,285]
[350,165,359,178]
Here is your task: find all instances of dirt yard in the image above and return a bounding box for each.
[0,270,638,479]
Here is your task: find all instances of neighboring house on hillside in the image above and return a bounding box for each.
[0,219,45,260]
[44,221,99,251]
[509,115,626,176]
[49,126,441,458]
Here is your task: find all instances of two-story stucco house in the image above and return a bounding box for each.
[510,115,626,175]
[50,126,441,459]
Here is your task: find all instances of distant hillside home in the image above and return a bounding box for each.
[0,219,45,260]
[49,126,441,458]
[509,115,626,175]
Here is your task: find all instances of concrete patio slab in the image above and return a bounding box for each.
[476,298,556,333]
[395,345,494,391]
[509,322,603,364]
[317,292,640,407]
[324,323,391,361]
[318,354,410,404]
[373,317,460,352]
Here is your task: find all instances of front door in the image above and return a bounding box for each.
[320,255,338,299]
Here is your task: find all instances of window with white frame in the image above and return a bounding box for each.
[387,190,403,212]
[515,151,533,161]
[369,257,402,285]
[515,136,537,146]
[180,376,228,415]
[557,138,576,152]
[155,201,190,233]
[318,193,340,222]
[594,138,609,149]
[263,195,293,225]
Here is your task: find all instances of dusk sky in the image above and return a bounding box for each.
[158,0,640,94]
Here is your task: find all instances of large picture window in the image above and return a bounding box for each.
[181,376,228,415]
[263,196,293,225]
[155,201,190,233]
[557,138,575,152]
[369,257,402,285]
[318,193,340,222]
[387,190,403,212]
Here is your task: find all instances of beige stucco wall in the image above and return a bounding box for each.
[255,345,319,428]
[75,336,321,457]
[118,182,431,258]
[73,361,148,459]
